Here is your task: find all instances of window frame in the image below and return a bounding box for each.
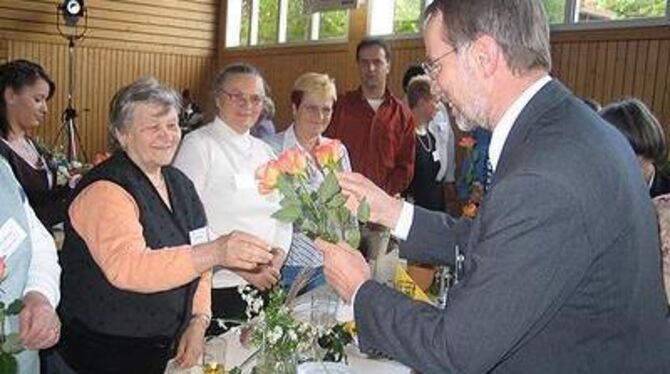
[225,0,350,49]
[365,0,670,40]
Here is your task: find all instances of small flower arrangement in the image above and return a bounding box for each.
[235,286,314,373]
[256,140,369,249]
[458,136,482,218]
[0,258,25,374]
[33,140,94,187]
[317,322,356,363]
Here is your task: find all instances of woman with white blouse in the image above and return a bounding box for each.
[173,63,290,335]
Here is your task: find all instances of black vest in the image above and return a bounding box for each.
[59,151,207,339]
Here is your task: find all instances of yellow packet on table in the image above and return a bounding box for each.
[393,265,431,303]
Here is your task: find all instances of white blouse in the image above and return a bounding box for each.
[173,116,292,289]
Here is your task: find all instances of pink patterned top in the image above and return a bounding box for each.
[652,193,670,304]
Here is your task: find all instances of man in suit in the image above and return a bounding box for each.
[315,0,670,373]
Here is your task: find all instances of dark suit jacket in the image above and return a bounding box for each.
[353,80,670,373]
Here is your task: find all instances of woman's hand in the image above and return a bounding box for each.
[173,317,208,368]
[19,292,61,350]
[214,231,273,270]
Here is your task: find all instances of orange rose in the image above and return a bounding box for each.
[256,160,281,195]
[462,202,478,218]
[276,148,308,176]
[313,140,342,170]
[458,136,476,149]
[0,257,5,280]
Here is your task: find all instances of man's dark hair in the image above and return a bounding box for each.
[356,38,392,63]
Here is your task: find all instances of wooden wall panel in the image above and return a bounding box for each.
[7,39,215,155]
[1,0,218,157]
[551,26,670,135]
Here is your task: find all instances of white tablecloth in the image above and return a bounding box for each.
[166,284,411,374]
[165,326,410,374]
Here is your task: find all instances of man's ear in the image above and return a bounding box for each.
[472,35,500,77]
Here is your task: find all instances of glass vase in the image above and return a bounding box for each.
[255,350,297,374]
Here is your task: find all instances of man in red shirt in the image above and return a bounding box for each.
[326,38,415,197]
[326,38,415,263]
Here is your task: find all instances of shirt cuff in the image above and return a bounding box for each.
[390,201,414,241]
[23,286,59,309]
[351,279,367,306]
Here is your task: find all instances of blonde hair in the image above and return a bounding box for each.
[290,72,337,107]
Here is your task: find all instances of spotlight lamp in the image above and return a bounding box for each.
[61,0,85,26]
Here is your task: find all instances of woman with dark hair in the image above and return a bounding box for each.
[600,98,669,197]
[0,59,75,228]
[601,98,670,304]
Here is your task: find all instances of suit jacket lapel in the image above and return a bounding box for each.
[492,80,572,185]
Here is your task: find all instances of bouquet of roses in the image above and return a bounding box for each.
[256,140,369,249]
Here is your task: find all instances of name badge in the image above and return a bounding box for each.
[432,150,441,162]
[189,227,209,246]
[234,173,256,190]
[0,218,27,258]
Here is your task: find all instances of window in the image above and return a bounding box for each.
[226,0,349,48]
[543,0,668,25]
[367,0,668,38]
[368,0,431,37]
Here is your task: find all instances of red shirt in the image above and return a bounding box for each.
[325,87,415,196]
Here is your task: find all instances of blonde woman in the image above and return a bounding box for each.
[265,72,351,290]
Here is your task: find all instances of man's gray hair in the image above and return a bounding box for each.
[108,76,181,134]
[424,0,551,75]
[211,62,265,95]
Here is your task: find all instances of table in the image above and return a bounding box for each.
[166,285,411,374]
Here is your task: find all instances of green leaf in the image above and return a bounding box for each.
[0,353,17,374]
[279,196,301,209]
[357,198,370,223]
[276,174,297,198]
[344,227,361,249]
[5,300,23,316]
[326,194,348,209]
[299,219,319,237]
[2,333,23,354]
[271,205,302,223]
[317,172,340,203]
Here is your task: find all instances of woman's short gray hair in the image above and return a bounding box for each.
[212,63,265,95]
[108,76,181,135]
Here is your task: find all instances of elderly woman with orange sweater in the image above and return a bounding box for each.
[52,77,274,374]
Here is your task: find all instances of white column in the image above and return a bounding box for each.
[250,0,260,45]
[367,0,394,36]
[311,12,320,40]
[226,0,243,47]
[278,0,288,43]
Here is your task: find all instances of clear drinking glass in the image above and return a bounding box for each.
[202,335,227,374]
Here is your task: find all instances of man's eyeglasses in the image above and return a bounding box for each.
[421,48,456,78]
[221,90,264,107]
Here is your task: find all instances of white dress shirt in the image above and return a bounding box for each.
[391,76,552,242]
[173,116,292,289]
